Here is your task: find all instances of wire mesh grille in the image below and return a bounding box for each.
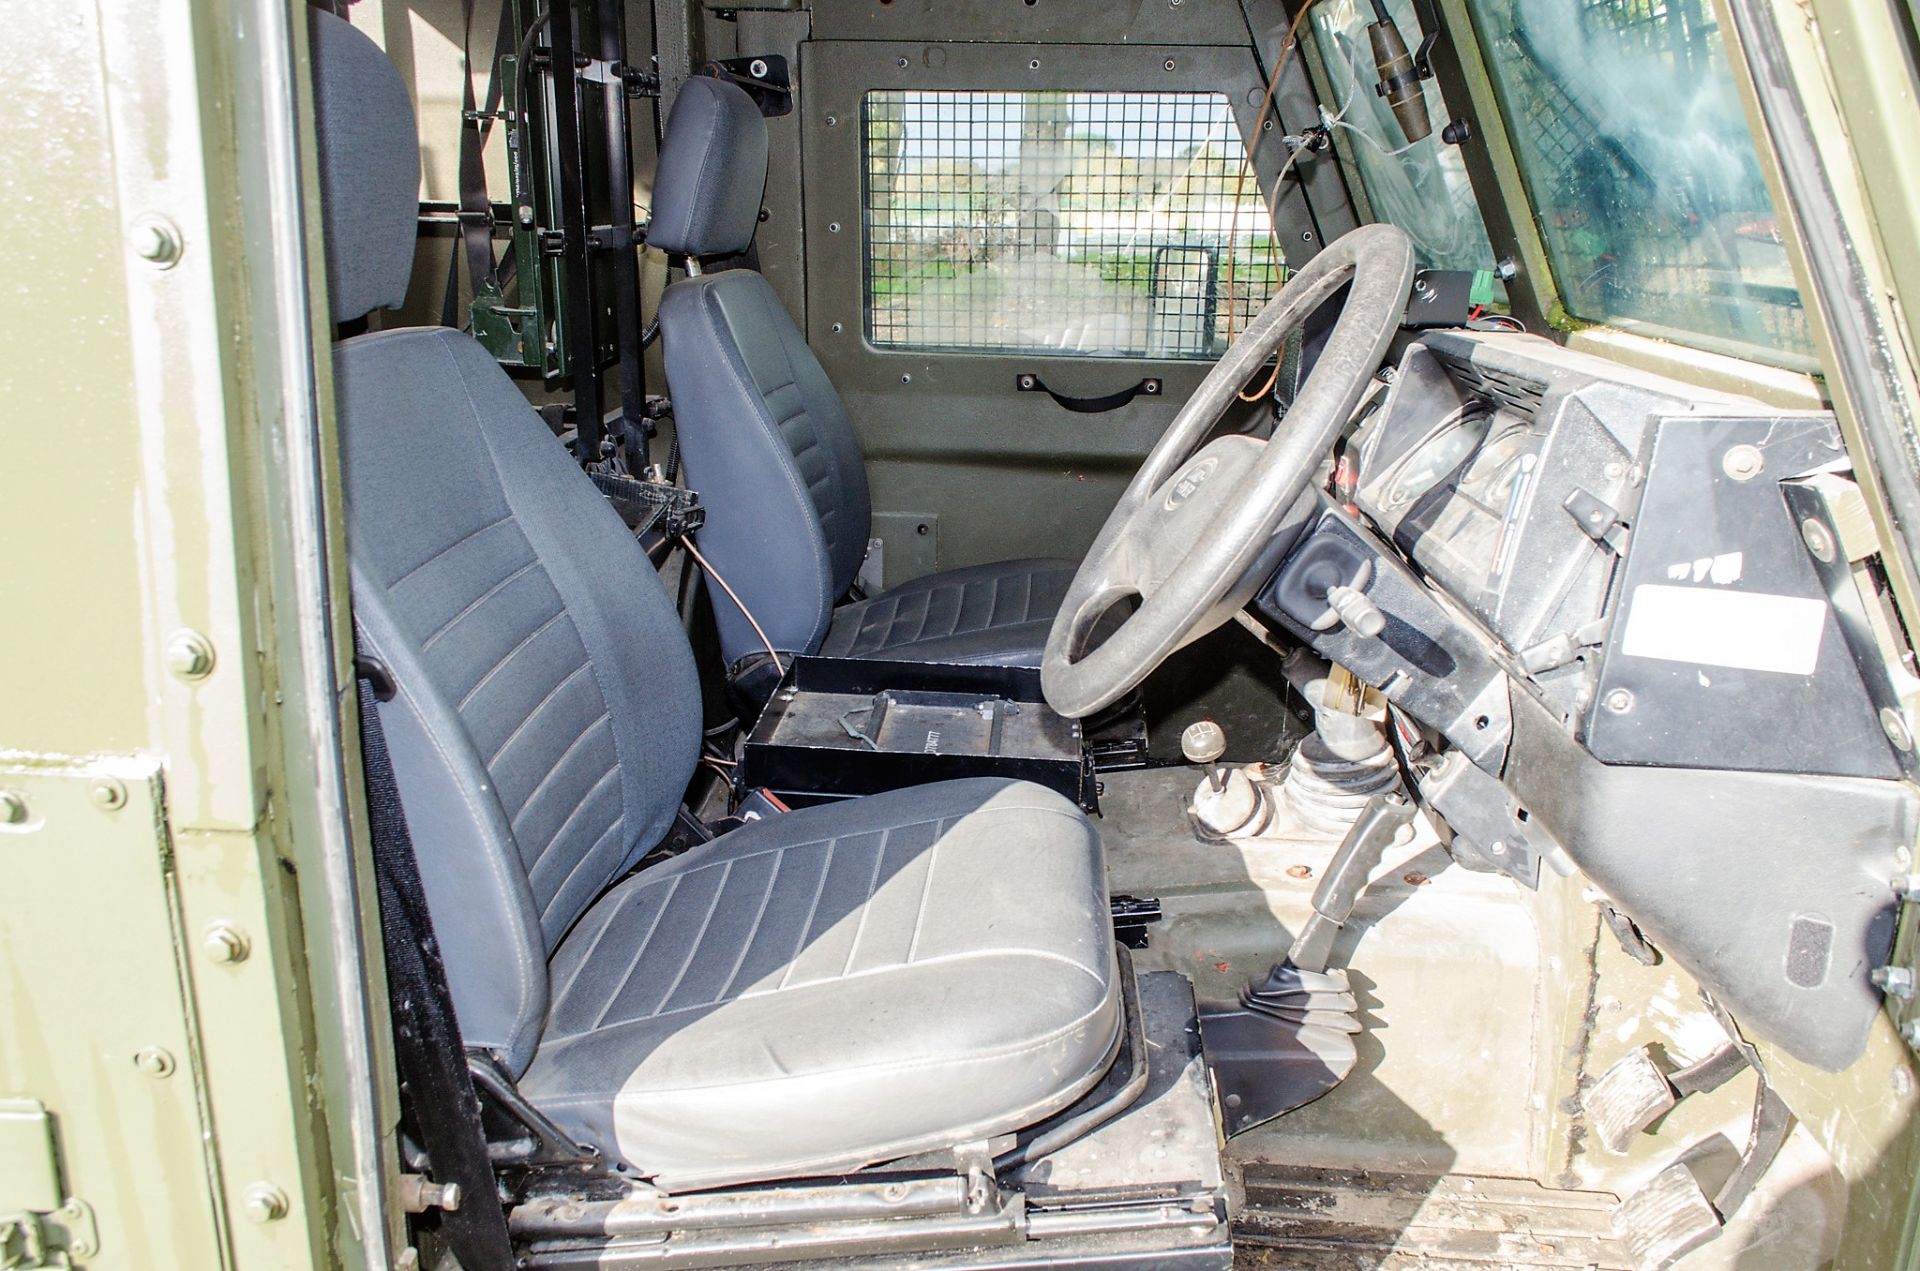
[1478,0,1810,357]
[863,90,1281,359]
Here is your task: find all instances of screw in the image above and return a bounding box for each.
[1019,375,1036,389]
[831,322,844,333]
[827,221,841,234]
[1301,230,1315,242]
[749,58,769,78]
[1603,688,1634,714]
[1883,707,1913,752]
[89,777,128,811]
[1163,57,1178,71]
[165,629,216,681]
[1489,840,1508,856]
[896,56,909,68]
[825,114,839,127]
[1603,460,1625,480]
[1722,444,1765,482]
[242,1183,290,1223]
[134,1046,177,1079]
[0,790,27,824]
[132,215,183,267]
[1029,59,1041,70]
[900,373,912,384]
[1874,965,1917,999]
[203,922,251,964]
[1802,518,1837,563]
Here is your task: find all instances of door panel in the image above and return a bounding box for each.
[800,38,1324,582]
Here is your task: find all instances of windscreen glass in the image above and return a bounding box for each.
[1468,0,1813,362]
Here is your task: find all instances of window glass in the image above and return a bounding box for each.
[1310,0,1501,276]
[1469,0,1812,361]
[862,90,1281,358]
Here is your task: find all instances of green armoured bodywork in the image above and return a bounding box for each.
[8,0,1920,1268]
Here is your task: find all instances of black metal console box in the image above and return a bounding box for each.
[740,657,1097,812]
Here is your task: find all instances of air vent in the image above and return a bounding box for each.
[1434,351,1548,420]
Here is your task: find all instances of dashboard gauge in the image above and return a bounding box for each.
[1383,406,1493,510]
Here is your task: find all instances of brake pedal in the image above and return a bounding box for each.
[1612,1162,1722,1269]
[1584,1047,1677,1153]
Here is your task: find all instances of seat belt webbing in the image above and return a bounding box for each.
[355,669,516,1269]
[445,0,517,328]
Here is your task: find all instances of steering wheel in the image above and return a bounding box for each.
[1041,224,1415,718]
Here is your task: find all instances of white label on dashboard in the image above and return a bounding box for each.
[1619,584,1827,676]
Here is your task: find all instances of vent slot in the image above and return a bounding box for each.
[1434,350,1548,420]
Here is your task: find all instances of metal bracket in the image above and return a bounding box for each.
[0,1200,98,1269]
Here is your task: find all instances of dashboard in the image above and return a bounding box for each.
[1248,329,1915,1073]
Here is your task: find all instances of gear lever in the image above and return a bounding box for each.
[1182,719,1271,839]
[1181,720,1229,791]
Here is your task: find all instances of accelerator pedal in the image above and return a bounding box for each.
[1613,1163,1723,1270]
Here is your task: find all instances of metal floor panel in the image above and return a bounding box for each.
[1234,1165,1629,1269]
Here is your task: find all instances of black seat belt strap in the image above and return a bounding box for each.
[446,0,517,327]
[354,663,516,1269]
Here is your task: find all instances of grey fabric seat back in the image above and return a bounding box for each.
[654,78,872,666]
[311,9,700,1075]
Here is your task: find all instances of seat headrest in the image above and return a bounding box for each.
[308,9,420,322]
[648,77,768,259]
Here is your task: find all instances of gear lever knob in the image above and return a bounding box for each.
[1181,720,1227,766]
[1182,720,1229,792]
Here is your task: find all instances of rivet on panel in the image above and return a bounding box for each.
[1603,688,1634,714]
[134,1046,177,1079]
[89,778,128,812]
[203,923,252,965]
[166,629,216,681]
[242,1183,290,1223]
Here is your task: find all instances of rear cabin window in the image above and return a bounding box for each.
[861,90,1280,359]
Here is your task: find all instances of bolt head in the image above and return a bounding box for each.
[242,1183,290,1223]
[89,777,127,811]
[132,215,183,266]
[203,923,251,964]
[1903,1020,1920,1050]
[165,629,216,681]
[1884,708,1914,753]
[1874,965,1916,998]
[134,1046,177,1079]
[1721,444,1765,482]
[1603,688,1634,714]
[1801,518,1837,563]
[0,790,27,824]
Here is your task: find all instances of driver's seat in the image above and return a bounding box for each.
[655,77,1084,672]
[311,10,1120,1191]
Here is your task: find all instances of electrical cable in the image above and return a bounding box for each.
[512,10,554,223]
[679,536,786,678]
[1223,0,1318,351]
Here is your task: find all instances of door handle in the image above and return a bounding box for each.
[1015,373,1162,414]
